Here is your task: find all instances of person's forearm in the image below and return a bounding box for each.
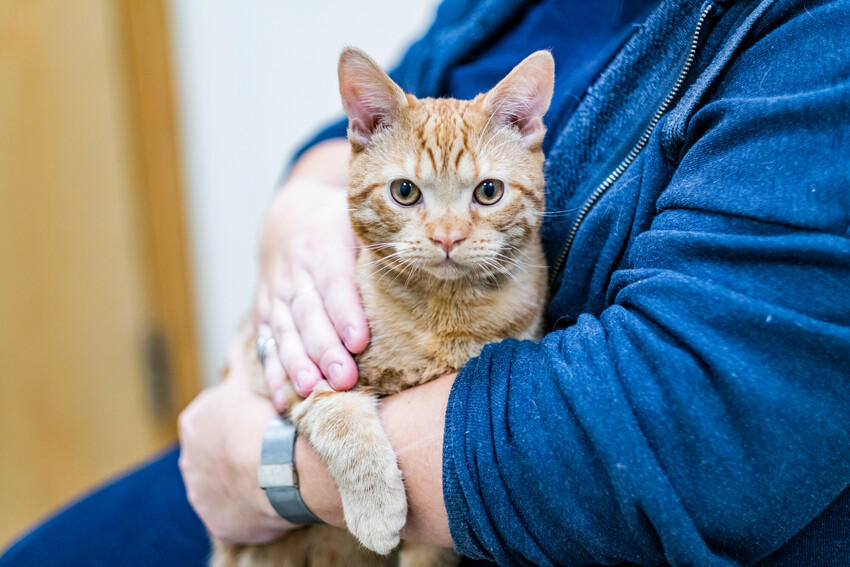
[295,374,456,548]
[384,374,454,546]
[286,138,350,186]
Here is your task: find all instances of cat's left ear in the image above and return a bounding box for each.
[338,47,408,151]
[483,50,555,149]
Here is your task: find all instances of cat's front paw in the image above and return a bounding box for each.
[340,458,407,554]
[290,382,408,555]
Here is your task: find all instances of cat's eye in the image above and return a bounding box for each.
[473,179,505,205]
[389,179,421,206]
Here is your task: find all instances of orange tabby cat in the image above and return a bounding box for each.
[213,47,554,567]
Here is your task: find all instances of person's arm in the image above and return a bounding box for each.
[286,137,349,184]
[295,374,455,547]
[178,339,455,546]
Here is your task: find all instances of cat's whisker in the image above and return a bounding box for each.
[474,256,506,285]
[363,249,404,262]
[362,250,409,268]
[368,266,394,282]
[479,262,503,287]
[475,97,512,154]
[487,252,524,276]
[492,251,547,271]
[499,246,549,271]
[387,257,417,286]
[368,254,409,281]
[365,259,402,275]
[490,258,527,277]
[357,242,405,251]
[481,129,518,156]
[482,257,518,283]
[401,258,422,287]
[478,123,513,156]
[531,208,581,217]
[476,111,507,155]
[475,105,500,154]
[359,241,404,248]
[368,251,420,287]
[475,261,493,281]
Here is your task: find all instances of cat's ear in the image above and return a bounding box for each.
[338,47,408,150]
[483,50,555,149]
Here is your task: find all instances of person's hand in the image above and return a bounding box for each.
[178,340,295,543]
[255,143,369,409]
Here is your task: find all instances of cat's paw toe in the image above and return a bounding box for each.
[358,525,401,556]
[348,492,407,554]
[343,465,407,555]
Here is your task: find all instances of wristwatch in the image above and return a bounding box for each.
[257,416,323,525]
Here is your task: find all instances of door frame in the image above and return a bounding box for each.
[119,0,201,417]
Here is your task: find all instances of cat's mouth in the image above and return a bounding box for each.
[427,255,468,279]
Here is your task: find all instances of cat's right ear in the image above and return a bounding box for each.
[338,48,408,151]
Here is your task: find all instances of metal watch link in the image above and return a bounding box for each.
[257,416,323,525]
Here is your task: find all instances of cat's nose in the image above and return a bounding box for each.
[431,230,466,255]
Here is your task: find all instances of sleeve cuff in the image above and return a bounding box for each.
[442,341,516,562]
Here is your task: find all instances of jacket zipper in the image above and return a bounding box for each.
[550,2,715,286]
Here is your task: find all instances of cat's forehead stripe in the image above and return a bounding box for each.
[426,146,438,176]
[454,147,466,170]
[410,100,482,182]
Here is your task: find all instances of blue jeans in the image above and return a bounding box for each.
[2,447,848,566]
[0,447,493,566]
[1,448,210,566]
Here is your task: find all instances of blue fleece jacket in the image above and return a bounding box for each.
[296,0,850,565]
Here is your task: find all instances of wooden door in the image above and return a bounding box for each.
[0,0,199,546]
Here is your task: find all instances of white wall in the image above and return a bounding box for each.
[169,0,439,384]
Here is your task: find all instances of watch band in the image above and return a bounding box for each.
[257,416,323,525]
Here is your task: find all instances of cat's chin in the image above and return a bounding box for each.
[424,259,469,281]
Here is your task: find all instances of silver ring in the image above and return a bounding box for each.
[256,335,276,369]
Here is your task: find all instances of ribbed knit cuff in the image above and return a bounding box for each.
[442,346,501,562]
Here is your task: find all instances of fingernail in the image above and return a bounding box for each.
[295,370,311,392]
[328,363,343,383]
[342,326,355,349]
[272,389,286,410]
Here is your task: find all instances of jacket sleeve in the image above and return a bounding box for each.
[442,3,850,566]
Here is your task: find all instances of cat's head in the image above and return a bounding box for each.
[338,47,554,283]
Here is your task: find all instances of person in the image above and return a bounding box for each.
[3,0,849,565]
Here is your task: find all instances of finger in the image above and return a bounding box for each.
[317,276,370,354]
[256,323,287,410]
[271,297,322,396]
[288,283,359,391]
[253,282,273,328]
[256,294,288,403]
[255,257,295,328]
[263,347,289,412]
[307,235,369,354]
